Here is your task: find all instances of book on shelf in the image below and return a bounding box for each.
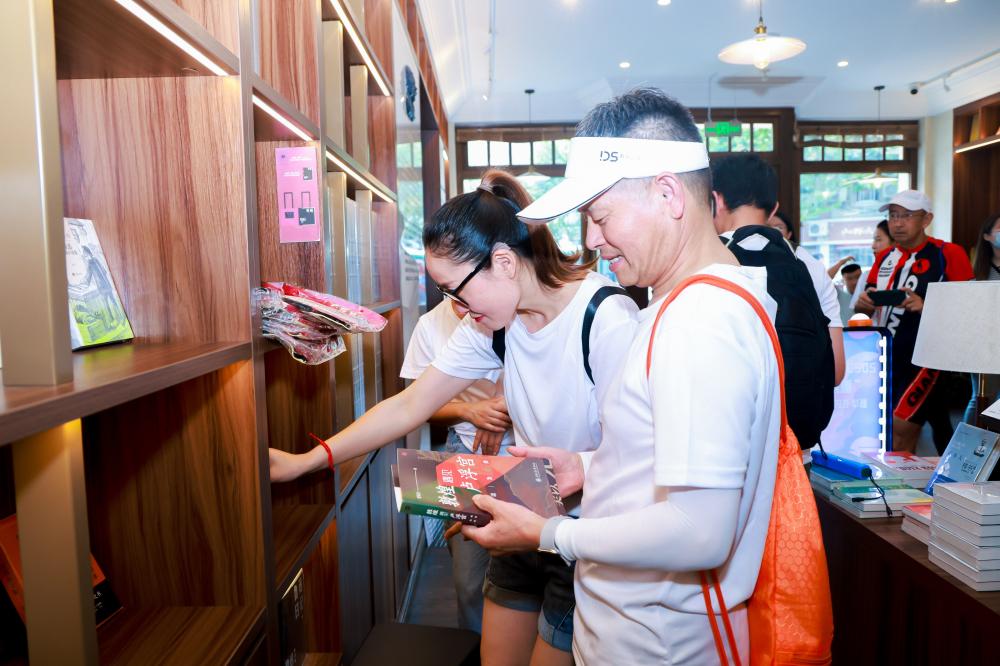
[64,217,134,350]
[278,568,306,666]
[393,449,565,526]
[933,503,1000,539]
[933,482,1000,516]
[862,451,937,485]
[902,503,933,527]
[924,423,1000,495]
[0,515,121,626]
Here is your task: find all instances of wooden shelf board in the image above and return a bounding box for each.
[323,137,397,203]
[369,300,401,315]
[251,74,322,142]
[54,0,239,80]
[272,503,337,595]
[954,134,1000,154]
[303,653,342,666]
[320,1,393,98]
[97,605,263,665]
[0,341,251,445]
[338,451,375,501]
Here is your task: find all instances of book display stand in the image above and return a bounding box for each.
[0,1,446,663]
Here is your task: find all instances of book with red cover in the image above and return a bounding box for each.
[394,449,565,526]
[0,515,121,625]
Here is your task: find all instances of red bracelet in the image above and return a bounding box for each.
[308,432,335,473]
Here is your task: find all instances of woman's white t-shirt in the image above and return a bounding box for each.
[432,272,638,452]
[399,301,513,451]
[569,264,781,664]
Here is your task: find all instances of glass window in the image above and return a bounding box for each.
[730,124,752,152]
[865,147,884,161]
[511,142,531,165]
[885,146,903,160]
[533,140,553,164]
[463,178,481,194]
[823,135,842,161]
[519,173,581,254]
[396,142,412,168]
[489,141,510,166]
[799,171,911,269]
[708,135,729,152]
[414,144,422,167]
[753,123,774,151]
[467,140,488,167]
[845,134,864,143]
[554,139,571,165]
[804,146,823,162]
[696,123,707,143]
[844,148,863,161]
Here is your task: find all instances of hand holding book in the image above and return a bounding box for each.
[461,494,548,554]
[508,446,585,497]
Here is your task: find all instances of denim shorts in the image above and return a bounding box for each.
[483,551,576,652]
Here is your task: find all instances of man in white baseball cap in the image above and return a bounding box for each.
[857,188,974,452]
[461,88,789,664]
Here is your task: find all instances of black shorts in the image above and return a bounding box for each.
[483,551,575,652]
[892,362,948,425]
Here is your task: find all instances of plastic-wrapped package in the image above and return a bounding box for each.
[268,282,387,333]
[255,286,348,365]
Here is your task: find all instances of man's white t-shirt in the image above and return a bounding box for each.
[570,264,781,664]
[432,272,638,452]
[399,301,513,451]
[794,245,843,330]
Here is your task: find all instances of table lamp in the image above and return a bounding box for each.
[912,282,1000,427]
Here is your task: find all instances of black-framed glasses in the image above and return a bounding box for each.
[437,254,490,307]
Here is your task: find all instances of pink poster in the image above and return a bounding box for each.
[275,146,321,243]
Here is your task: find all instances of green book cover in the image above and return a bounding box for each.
[394,449,565,526]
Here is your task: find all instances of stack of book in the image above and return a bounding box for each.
[862,451,938,490]
[830,480,932,519]
[808,464,858,498]
[928,482,1000,592]
[901,504,933,544]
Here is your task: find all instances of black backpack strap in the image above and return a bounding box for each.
[491,328,505,364]
[582,286,629,384]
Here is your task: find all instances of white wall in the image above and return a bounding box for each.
[918,110,955,242]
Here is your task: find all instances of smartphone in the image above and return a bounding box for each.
[868,289,906,307]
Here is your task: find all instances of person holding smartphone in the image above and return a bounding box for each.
[855,190,974,452]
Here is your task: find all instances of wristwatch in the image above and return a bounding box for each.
[537,515,572,555]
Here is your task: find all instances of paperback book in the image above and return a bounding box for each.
[394,449,565,526]
[64,218,133,350]
[901,518,931,545]
[931,522,1000,559]
[862,451,937,485]
[933,482,1000,516]
[929,543,1000,591]
[925,423,1000,495]
[933,503,1000,539]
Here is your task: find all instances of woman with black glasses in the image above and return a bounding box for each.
[269,169,637,666]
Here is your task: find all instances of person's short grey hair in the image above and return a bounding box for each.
[576,87,712,205]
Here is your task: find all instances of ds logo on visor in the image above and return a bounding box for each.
[599,150,621,162]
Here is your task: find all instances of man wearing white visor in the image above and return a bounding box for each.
[462,88,783,664]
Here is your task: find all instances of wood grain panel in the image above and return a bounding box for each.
[303,520,342,653]
[952,97,1000,254]
[264,350,336,507]
[363,0,392,81]
[379,309,403,400]
[97,606,262,665]
[258,0,321,123]
[374,202,401,304]
[337,473,372,662]
[272,504,335,592]
[58,76,250,344]
[368,447,396,624]
[255,141,327,288]
[83,362,263,607]
[367,94,397,190]
[173,0,240,56]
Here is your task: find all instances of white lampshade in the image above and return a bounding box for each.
[718,33,806,71]
[912,282,1000,374]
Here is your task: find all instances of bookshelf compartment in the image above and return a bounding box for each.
[272,504,336,595]
[172,0,240,57]
[58,75,251,345]
[82,361,264,609]
[257,0,321,124]
[54,0,239,80]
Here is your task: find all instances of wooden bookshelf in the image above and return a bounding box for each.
[0,0,438,663]
[953,91,1000,253]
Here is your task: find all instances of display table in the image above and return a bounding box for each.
[816,492,1000,664]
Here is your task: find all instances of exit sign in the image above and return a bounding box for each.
[705,121,743,137]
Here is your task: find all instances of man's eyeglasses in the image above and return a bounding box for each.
[437,255,490,307]
[887,210,925,221]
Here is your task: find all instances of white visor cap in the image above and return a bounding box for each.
[517,136,709,223]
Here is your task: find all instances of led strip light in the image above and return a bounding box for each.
[326,150,392,202]
[252,95,314,142]
[327,0,392,97]
[115,0,227,76]
[954,135,1000,154]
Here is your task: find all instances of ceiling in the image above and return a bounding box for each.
[417,0,1000,125]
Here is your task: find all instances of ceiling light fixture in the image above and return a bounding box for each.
[837,60,849,68]
[115,0,227,76]
[718,0,806,71]
[619,61,631,69]
[517,89,549,188]
[657,0,672,5]
[851,85,898,187]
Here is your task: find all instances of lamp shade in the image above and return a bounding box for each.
[911,282,1000,374]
